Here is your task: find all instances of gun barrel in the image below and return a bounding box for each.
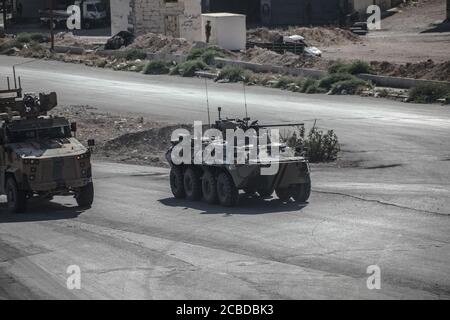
[258,123,304,128]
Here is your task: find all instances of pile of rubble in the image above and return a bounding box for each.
[126,32,193,55]
[247,27,359,47]
[54,32,104,50]
[240,47,328,70]
[370,60,450,82]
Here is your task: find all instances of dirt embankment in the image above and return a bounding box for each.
[50,105,181,167]
[247,27,360,47]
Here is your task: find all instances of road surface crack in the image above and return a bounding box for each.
[313,189,450,216]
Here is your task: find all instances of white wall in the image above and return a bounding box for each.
[179,0,202,42]
[201,13,246,51]
[110,0,132,35]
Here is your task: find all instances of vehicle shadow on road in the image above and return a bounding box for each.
[159,194,308,215]
[0,200,85,223]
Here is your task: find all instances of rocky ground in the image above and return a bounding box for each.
[50,105,181,167]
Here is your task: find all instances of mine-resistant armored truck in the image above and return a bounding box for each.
[0,78,94,213]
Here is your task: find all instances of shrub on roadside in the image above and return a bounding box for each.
[113,49,147,61]
[187,47,224,65]
[0,39,23,54]
[305,127,340,163]
[408,83,450,103]
[16,33,48,43]
[330,78,371,95]
[142,60,170,75]
[328,60,372,75]
[170,59,208,77]
[216,66,249,83]
[318,73,356,90]
[283,125,340,163]
[300,78,327,94]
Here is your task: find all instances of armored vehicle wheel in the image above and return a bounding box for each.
[170,166,185,199]
[184,168,202,201]
[202,171,218,204]
[6,177,27,213]
[257,186,274,198]
[216,172,238,207]
[291,176,311,203]
[243,188,257,195]
[76,182,94,208]
[275,188,291,202]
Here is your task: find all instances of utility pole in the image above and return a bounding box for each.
[49,0,54,50]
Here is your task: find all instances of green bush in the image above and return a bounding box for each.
[328,62,347,74]
[113,49,147,61]
[216,66,248,83]
[408,83,450,103]
[16,33,48,43]
[171,59,208,77]
[0,39,23,53]
[318,73,356,90]
[346,60,372,75]
[328,60,372,75]
[274,76,296,89]
[300,78,325,94]
[305,127,340,163]
[330,78,371,95]
[142,60,170,75]
[187,47,224,65]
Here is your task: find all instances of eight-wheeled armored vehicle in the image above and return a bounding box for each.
[166,110,311,207]
[0,78,94,213]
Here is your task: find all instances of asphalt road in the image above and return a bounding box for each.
[0,56,449,299]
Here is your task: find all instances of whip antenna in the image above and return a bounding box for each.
[243,82,248,119]
[205,79,211,127]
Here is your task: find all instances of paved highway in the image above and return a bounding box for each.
[0,56,449,299]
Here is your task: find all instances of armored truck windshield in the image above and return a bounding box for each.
[5,118,72,143]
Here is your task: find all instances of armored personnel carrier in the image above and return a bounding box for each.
[166,108,311,207]
[0,77,94,213]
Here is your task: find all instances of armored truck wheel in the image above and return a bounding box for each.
[170,166,185,199]
[257,186,274,198]
[275,188,291,202]
[202,171,218,204]
[6,177,27,213]
[216,172,239,207]
[184,168,202,201]
[291,176,311,203]
[76,182,94,208]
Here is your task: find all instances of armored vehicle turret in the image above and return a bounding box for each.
[0,77,94,213]
[166,108,311,207]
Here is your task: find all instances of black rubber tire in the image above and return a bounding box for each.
[243,188,257,195]
[184,168,202,201]
[6,177,27,213]
[76,182,94,207]
[170,166,185,199]
[291,175,312,203]
[202,171,218,204]
[257,186,274,198]
[275,188,291,201]
[216,172,239,207]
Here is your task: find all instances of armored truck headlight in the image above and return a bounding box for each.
[30,159,39,165]
[77,152,90,160]
[29,175,35,181]
[23,159,30,165]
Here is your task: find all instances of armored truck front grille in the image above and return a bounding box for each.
[37,157,78,183]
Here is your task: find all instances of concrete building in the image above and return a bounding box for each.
[202,0,404,27]
[111,0,202,41]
